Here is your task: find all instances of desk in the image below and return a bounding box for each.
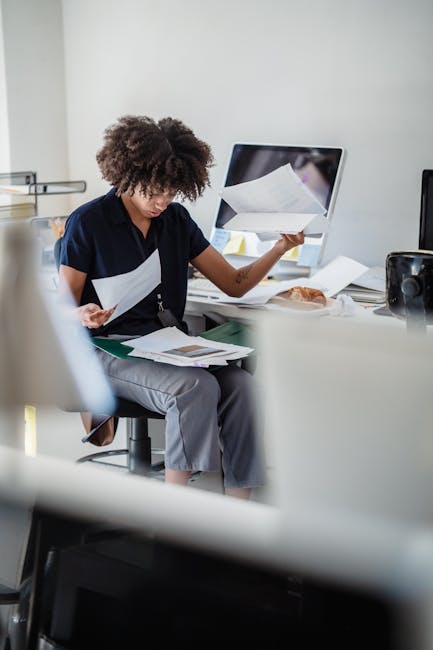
[185,292,400,329]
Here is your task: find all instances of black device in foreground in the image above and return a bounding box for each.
[386,249,433,332]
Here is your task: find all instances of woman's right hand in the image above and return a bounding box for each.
[78,303,116,329]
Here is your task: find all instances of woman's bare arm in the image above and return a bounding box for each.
[191,233,304,297]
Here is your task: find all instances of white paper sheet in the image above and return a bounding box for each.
[127,349,229,367]
[351,266,386,292]
[220,163,327,235]
[123,327,253,367]
[126,349,221,367]
[307,256,369,297]
[223,212,329,235]
[92,249,161,324]
[221,163,326,214]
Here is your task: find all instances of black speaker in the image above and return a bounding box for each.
[386,250,433,331]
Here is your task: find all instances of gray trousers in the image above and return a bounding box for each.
[95,350,265,489]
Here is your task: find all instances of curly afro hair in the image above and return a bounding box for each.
[96,115,214,201]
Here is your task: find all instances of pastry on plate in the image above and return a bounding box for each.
[280,285,327,306]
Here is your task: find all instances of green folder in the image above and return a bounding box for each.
[92,320,254,361]
[92,337,136,360]
[199,320,254,348]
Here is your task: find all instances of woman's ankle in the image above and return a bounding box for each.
[224,487,251,500]
[164,468,191,486]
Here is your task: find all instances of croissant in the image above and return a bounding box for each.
[284,286,327,306]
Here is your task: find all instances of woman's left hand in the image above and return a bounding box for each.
[274,231,305,255]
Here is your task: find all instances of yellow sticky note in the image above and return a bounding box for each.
[223,234,245,255]
[281,246,300,261]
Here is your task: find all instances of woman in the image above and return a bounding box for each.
[59,115,304,499]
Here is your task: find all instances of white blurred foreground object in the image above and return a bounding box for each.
[258,314,433,524]
[1,446,433,648]
[0,223,114,414]
[257,314,433,648]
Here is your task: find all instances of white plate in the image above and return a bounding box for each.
[271,294,333,308]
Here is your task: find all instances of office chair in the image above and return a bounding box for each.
[53,236,166,477]
[77,398,165,476]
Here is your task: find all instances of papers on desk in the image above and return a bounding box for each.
[339,265,386,304]
[123,327,253,367]
[220,163,328,235]
[211,256,369,306]
[307,256,368,297]
[339,286,386,304]
[212,280,304,305]
[351,266,386,292]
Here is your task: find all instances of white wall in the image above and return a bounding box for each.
[60,0,433,268]
[1,0,70,216]
[1,0,429,268]
[0,6,9,175]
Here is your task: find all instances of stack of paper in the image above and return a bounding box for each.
[122,327,253,367]
[220,163,328,235]
[339,266,386,304]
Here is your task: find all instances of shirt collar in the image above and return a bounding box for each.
[105,188,131,225]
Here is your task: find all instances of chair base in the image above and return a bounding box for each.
[77,408,166,477]
[76,448,165,477]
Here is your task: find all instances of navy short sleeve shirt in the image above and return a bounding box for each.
[60,188,210,336]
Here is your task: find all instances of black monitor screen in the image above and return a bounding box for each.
[419,170,433,250]
[215,143,344,229]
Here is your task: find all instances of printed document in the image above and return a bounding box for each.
[220,163,328,235]
[123,327,254,367]
[92,249,161,324]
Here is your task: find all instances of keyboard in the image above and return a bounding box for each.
[187,277,223,297]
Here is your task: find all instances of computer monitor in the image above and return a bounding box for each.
[418,169,433,250]
[210,143,345,274]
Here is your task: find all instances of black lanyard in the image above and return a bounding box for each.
[129,221,181,328]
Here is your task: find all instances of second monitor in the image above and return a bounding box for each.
[211,143,345,274]
[418,169,433,251]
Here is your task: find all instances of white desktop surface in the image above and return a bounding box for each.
[185,292,398,327]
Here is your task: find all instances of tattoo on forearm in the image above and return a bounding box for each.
[235,269,250,284]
